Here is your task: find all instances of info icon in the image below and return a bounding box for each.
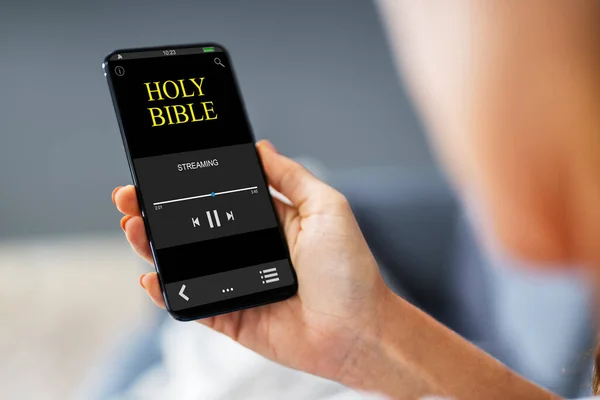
[114,66,125,76]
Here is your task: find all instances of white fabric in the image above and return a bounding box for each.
[110,320,385,400]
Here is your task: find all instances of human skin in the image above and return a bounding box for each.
[112,1,600,397]
[378,0,600,269]
[113,142,558,400]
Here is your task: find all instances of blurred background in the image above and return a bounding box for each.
[0,0,433,398]
[1,1,596,399]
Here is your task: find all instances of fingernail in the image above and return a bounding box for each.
[120,215,133,232]
[258,140,278,153]
[112,186,124,204]
[139,273,146,289]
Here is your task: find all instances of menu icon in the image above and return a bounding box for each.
[260,267,279,284]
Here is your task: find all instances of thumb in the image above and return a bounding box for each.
[256,140,332,214]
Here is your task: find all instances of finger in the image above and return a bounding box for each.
[256,140,335,215]
[114,185,141,216]
[140,272,166,309]
[123,216,154,264]
[111,186,124,204]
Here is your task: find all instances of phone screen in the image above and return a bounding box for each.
[105,44,296,320]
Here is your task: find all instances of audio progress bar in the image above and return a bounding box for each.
[153,186,258,206]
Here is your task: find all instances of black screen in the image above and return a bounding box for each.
[105,45,296,319]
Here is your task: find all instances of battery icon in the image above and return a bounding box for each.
[203,47,215,53]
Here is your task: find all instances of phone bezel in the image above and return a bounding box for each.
[103,43,298,321]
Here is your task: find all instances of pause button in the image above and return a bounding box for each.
[206,210,221,228]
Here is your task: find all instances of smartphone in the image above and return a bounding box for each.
[103,43,297,321]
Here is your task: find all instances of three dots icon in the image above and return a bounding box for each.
[222,288,234,293]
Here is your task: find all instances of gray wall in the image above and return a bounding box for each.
[0,0,434,238]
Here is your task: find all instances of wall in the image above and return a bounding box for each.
[0,0,433,238]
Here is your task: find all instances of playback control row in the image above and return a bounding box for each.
[192,209,235,229]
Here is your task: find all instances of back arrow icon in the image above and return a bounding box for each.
[179,284,189,301]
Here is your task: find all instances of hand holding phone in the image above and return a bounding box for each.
[113,140,391,384]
